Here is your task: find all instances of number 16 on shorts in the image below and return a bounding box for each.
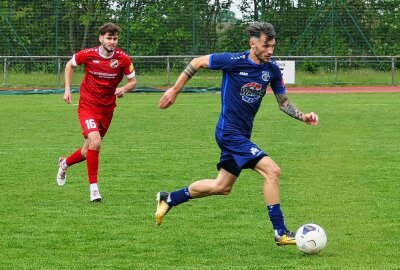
[85,119,97,129]
[79,111,113,138]
[81,118,100,137]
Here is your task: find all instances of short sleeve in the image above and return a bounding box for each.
[123,56,136,79]
[209,53,235,71]
[73,50,89,66]
[270,65,286,94]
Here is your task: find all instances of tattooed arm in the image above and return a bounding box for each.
[159,55,210,109]
[274,93,319,126]
[275,93,304,120]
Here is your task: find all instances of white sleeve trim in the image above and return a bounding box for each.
[126,70,136,79]
[71,54,78,67]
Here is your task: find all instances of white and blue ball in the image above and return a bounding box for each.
[295,223,327,254]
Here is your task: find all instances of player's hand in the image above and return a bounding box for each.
[115,87,125,98]
[63,89,72,104]
[159,88,179,109]
[303,112,319,126]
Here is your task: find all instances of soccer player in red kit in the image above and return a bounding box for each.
[56,22,137,202]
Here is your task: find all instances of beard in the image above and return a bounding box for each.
[254,50,271,64]
[102,45,115,53]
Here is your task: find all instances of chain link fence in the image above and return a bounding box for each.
[1,55,398,89]
[0,0,399,88]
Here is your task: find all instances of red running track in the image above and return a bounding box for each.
[283,86,400,94]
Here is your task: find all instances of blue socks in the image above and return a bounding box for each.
[168,190,287,235]
[267,204,287,235]
[168,187,192,206]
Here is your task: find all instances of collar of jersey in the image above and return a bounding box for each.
[98,46,115,59]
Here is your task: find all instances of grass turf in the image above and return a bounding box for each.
[1,67,399,89]
[0,93,399,269]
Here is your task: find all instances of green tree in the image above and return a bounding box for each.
[0,0,398,57]
[61,0,110,55]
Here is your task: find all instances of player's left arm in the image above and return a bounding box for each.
[159,55,210,109]
[115,59,137,98]
[274,93,319,126]
[115,77,137,98]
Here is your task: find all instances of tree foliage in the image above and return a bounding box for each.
[0,0,398,56]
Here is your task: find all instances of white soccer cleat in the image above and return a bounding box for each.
[90,189,102,202]
[56,157,67,186]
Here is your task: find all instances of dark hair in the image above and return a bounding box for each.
[99,22,121,36]
[246,22,276,40]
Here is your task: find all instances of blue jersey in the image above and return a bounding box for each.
[209,51,286,138]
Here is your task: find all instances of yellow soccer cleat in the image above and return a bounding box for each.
[275,230,296,246]
[155,192,172,225]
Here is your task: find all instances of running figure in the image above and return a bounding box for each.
[155,22,319,246]
[57,22,137,202]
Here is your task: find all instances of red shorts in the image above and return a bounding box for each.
[78,106,114,138]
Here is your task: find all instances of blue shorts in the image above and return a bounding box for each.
[215,131,267,177]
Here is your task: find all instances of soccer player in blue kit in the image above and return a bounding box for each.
[156,22,319,246]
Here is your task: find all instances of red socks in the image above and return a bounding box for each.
[64,148,100,184]
[86,149,99,184]
[66,148,85,166]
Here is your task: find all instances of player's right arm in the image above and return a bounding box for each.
[63,59,75,104]
[159,55,210,109]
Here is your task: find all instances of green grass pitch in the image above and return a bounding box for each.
[0,92,399,269]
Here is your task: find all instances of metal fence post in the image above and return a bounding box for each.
[3,57,7,86]
[57,57,61,87]
[391,57,395,86]
[334,57,338,83]
[166,56,170,86]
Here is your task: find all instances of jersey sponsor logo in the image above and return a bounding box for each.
[262,71,270,82]
[92,60,100,63]
[239,72,248,76]
[88,70,118,79]
[240,82,266,103]
[110,59,119,68]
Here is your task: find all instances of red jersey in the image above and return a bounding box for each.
[72,46,136,112]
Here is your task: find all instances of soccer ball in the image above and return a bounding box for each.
[295,224,327,255]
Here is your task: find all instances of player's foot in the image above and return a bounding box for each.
[56,157,67,186]
[155,191,171,225]
[90,189,102,202]
[275,229,296,246]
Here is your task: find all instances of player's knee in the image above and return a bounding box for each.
[264,161,281,178]
[90,141,101,150]
[270,165,281,178]
[88,136,102,150]
[263,166,281,186]
[213,185,233,195]
[221,186,233,195]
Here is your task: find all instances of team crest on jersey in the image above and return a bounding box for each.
[110,59,119,68]
[240,82,266,103]
[262,71,270,82]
